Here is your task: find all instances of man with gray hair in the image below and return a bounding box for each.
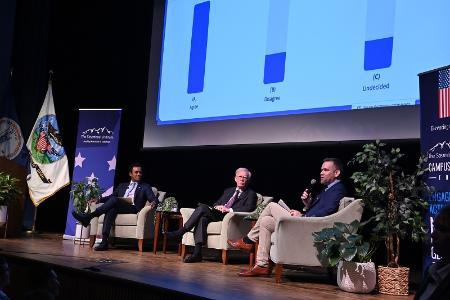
[166,167,257,263]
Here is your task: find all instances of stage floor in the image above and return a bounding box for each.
[0,234,416,300]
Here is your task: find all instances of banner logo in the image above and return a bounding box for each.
[80,127,114,144]
[427,140,450,181]
[0,117,24,160]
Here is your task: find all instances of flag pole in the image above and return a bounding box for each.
[26,205,39,234]
[31,206,38,232]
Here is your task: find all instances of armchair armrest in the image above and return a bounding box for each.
[220,212,254,248]
[89,203,103,236]
[180,208,195,226]
[271,199,363,266]
[231,211,252,217]
[271,216,338,266]
[136,205,156,240]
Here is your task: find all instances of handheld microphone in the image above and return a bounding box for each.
[308,179,317,192]
[302,179,317,212]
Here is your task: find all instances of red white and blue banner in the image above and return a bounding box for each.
[26,83,70,206]
[419,65,450,268]
[63,108,122,238]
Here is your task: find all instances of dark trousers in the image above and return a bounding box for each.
[183,204,226,244]
[93,196,138,239]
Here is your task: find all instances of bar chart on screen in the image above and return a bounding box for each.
[156,0,450,125]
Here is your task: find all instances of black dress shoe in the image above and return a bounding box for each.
[72,211,91,227]
[94,242,109,251]
[183,255,202,263]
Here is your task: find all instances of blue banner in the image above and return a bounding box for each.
[64,109,122,237]
[0,82,28,167]
[419,65,450,269]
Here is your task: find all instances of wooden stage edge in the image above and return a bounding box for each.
[1,234,416,300]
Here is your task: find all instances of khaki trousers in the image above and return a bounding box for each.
[247,202,290,267]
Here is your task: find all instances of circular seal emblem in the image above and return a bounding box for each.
[0,117,24,160]
[30,114,65,164]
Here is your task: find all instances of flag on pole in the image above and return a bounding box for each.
[26,83,70,206]
[438,68,450,119]
[0,82,28,167]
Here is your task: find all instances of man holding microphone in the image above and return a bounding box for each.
[228,158,346,277]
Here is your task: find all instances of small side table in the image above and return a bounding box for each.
[153,211,183,255]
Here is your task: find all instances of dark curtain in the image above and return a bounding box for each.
[0,0,16,97]
[10,0,52,229]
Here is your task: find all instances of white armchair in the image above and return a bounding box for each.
[180,193,273,264]
[269,197,363,282]
[89,187,166,252]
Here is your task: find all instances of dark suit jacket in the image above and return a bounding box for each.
[103,182,159,212]
[414,263,450,300]
[213,187,257,212]
[305,181,346,217]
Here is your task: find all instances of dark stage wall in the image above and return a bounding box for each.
[8,0,422,268]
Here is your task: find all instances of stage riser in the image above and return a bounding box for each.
[5,256,204,300]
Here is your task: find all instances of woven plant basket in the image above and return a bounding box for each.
[377,266,409,295]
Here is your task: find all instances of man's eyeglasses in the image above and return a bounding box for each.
[236,175,249,180]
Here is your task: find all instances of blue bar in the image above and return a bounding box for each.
[264,0,289,84]
[364,37,393,70]
[364,0,395,71]
[264,52,286,84]
[187,1,210,94]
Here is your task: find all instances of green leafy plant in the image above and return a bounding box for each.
[71,178,102,214]
[154,197,178,225]
[313,220,376,267]
[244,202,268,220]
[156,196,178,212]
[0,172,22,206]
[349,140,430,267]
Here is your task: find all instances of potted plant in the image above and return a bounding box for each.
[313,220,377,293]
[71,177,101,240]
[0,172,22,227]
[349,140,430,295]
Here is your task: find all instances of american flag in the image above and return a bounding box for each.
[438,68,450,119]
[36,131,49,152]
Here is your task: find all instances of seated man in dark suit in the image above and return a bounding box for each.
[72,162,159,251]
[414,205,450,300]
[166,167,257,263]
[228,158,346,276]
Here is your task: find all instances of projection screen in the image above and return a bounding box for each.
[143,0,450,148]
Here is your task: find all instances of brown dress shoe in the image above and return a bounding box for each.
[238,265,270,277]
[227,238,254,253]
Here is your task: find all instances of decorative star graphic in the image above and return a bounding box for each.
[107,155,116,171]
[74,152,86,168]
[102,186,114,197]
[87,172,97,183]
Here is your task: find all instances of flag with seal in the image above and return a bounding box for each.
[26,83,70,206]
[0,82,28,166]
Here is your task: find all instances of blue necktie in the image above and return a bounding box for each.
[125,182,137,198]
